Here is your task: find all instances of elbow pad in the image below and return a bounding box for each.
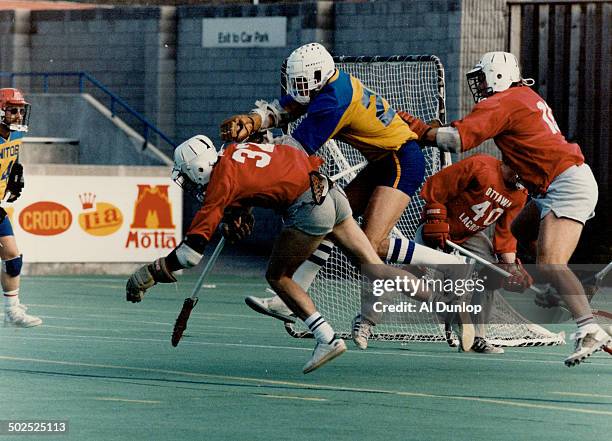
[435,127,462,153]
[250,99,290,129]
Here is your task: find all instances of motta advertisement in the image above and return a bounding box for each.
[5,176,182,262]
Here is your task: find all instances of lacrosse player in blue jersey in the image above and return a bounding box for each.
[220,43,472,326]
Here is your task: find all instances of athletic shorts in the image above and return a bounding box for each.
[358,140,426,196]
[283,186,352,236]
[0,215,14,237]
[533,164,598,224]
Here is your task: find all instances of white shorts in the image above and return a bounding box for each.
[283,186,352,236]
[533,164,598,224]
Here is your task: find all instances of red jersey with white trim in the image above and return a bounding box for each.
[452,86,584,195]
[420,154,527,254]
[188,142,323,241]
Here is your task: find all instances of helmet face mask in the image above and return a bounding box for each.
[172,135,218,202]
[0,88,30,132]
[285,43,335,105]
[467,52,521,102]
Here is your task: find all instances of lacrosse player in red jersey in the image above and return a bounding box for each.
[125,135,473,373]
[400,52,609,366]
[220,43,474,324]
[351,154,529,352]
[0,88,41,328]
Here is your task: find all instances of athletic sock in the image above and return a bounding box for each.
[304,312,335,344]
[3,289,19,311]
[293,240,333,291]
[386,238,463,265]
[575,314,595,329]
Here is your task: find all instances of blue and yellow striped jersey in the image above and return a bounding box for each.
[281,70,417,161]
[0,131,23,199]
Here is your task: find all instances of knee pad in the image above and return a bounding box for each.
[3,254,23,277]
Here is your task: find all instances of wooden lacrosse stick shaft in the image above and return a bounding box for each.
[171,237,226,347]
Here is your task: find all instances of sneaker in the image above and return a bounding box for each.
[602,324,612,355]
[244,291,296,323]
[471,337,505,354]
[351,314,373,350]
[303,338,347,374]
[4,307,42,328]
[445,307,475,352]
[564,324,612,367]
[444,321,459,348]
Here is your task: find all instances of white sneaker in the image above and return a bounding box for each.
[244,291,296,323]
[351,314,373,350]
[601,324,612,355]
[564,324,612,366]
[445,308,475,352]
[4,306,42,328]
[303,338,347,374]
[471,337,505,354]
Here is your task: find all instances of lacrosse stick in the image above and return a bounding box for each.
[171,237,226,347]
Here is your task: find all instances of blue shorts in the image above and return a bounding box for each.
[360,140,425,196]
[0,215,14,237]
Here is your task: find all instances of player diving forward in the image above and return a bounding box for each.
[125,136,473,373]
[220,42,472,322]
[0,88,42,327]
[400,51,610,366]
[352,154,531,353]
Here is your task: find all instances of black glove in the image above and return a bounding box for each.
[220,208,254,243]
[6,162,24,203]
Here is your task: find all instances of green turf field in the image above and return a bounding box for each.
[2,275,611,440]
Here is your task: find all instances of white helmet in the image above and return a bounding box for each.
[467,52,523,102]
[285,43,335,105]
[172,135,218,202]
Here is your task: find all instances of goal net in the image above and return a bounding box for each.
[282,55,565,347]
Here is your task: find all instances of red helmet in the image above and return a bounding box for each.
[0,88,30,132]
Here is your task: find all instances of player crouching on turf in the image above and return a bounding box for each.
[0,88,41,328]
[400,52,611,366]
[417,154,530,353]
[351,154,531,353]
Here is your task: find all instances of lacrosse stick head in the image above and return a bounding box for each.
[171,297,199,347]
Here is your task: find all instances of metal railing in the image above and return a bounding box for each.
[0,71,177,151]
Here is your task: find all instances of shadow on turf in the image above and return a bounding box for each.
[3,367,611,408]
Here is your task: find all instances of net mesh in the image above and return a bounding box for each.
[284,55,564,347]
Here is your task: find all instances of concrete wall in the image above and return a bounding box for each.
[26,94,168,166]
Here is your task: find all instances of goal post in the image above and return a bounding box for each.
[282,54,564,347]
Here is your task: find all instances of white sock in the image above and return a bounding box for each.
[304,312,335,344]
[293,240,333,291]
[576,314,595,329]
[386,238,463,265]
[4,289,19,310]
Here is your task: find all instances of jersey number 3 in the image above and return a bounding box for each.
[231,143,274,168]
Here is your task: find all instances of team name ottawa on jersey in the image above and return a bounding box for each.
[458,187,512,232]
